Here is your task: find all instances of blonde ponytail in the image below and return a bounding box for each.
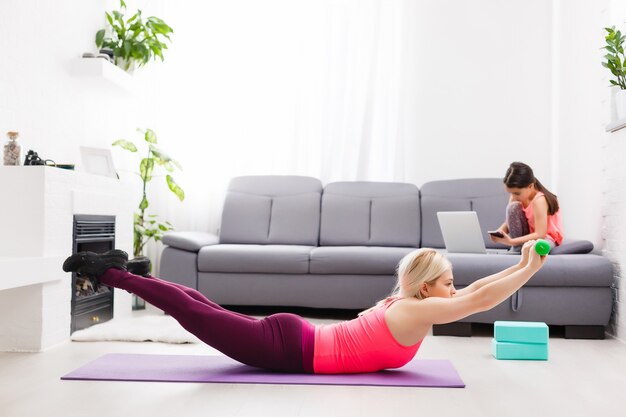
[359,248,451,316]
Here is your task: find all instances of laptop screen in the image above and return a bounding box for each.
[436,211,488,254]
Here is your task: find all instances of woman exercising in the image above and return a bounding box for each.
[63,240,546,374]
[490,161,563,251]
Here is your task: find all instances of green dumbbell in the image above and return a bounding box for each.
[534,239,551,256]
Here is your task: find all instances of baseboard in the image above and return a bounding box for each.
[432,322,473,337]
[564,325,605,340]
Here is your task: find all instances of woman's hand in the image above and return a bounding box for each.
[518,240,533,267]
[526,241,548,272]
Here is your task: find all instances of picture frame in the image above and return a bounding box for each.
[80,146,118,178]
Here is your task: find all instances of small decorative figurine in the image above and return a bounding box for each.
[3,131,21,166]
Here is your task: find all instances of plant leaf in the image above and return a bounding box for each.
[127,11,139,24]
[171,159,183,171]
[140,158,155,182]
[144,129,157,144]
[149,144,171,164]
[163,161,174,173]
[95,29,105,48]
[166,175,185,201]
[123,41,131,59]
[139,196,149,210]
[112,139,137,152]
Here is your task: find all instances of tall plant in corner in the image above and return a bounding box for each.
[95,0,173,72]
[113,129,184,257]
[603,26,626,119]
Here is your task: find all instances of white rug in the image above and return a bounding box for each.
[71,314,201,344]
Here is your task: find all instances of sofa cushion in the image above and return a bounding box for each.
[421,179,508,249]
[551,239,594,254]
[310,246,415,274]
[320,182,420,247]
[219,176,322,246]
[198,272,396,309]
[445,253,613,287]
[420,196,470,248]
[198,244,313,274]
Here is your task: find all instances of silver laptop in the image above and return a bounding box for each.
[436,211,507,254]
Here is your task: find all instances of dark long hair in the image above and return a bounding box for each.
[503,162,559,215]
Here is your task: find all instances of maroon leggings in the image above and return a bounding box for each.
[99,269,315,373]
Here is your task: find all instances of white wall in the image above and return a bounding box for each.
[0,0,154,166]
[140,0,560,241]
[603,127,626,341]
[0,0,615,248]
[407,0,553,185]
[601,0,626,341]
[554,0,611,249]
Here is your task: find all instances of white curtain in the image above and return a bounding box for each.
[129,0,421,270]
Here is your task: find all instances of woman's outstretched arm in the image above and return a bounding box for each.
[409,244,546,326]
[454,241,532,297]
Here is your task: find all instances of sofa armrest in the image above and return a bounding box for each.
[551,238,594,255]
[162,231,219,252]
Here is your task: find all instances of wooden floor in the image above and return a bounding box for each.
[1,309,625,417]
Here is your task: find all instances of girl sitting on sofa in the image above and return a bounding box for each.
[490,161,563,251]
[63,242,546,374]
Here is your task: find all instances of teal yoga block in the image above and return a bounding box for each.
[494,321,549,344]
[492,339,549,360]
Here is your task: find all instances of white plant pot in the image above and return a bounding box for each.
[616,89,626,121]
[115,57,136,74]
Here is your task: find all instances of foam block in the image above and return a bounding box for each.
[494,321,549,344]
[492,339,548,360]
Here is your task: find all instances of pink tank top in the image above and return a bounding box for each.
[523,191,563,245]
[313,298,422,374]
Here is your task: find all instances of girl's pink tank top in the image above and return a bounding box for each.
[313,297,422,374]
[523,191,563,245]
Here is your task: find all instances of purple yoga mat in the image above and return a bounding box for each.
[61,354,465,388]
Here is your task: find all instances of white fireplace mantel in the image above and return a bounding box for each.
[0,166,135,351]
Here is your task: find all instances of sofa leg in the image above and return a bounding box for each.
[564,325,605,340]
[432,322,472,337]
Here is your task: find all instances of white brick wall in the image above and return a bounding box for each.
[0,167,134,351]
[602,127,626,342]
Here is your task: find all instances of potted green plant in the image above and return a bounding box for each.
[113,128,184,258]
[95,0,174,72]
[603,26,626,119]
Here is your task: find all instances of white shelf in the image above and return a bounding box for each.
[606,119,626,133]
[70,57,134,92]
[0,256,66,291]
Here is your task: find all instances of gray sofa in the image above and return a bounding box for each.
[160,176,613,339]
